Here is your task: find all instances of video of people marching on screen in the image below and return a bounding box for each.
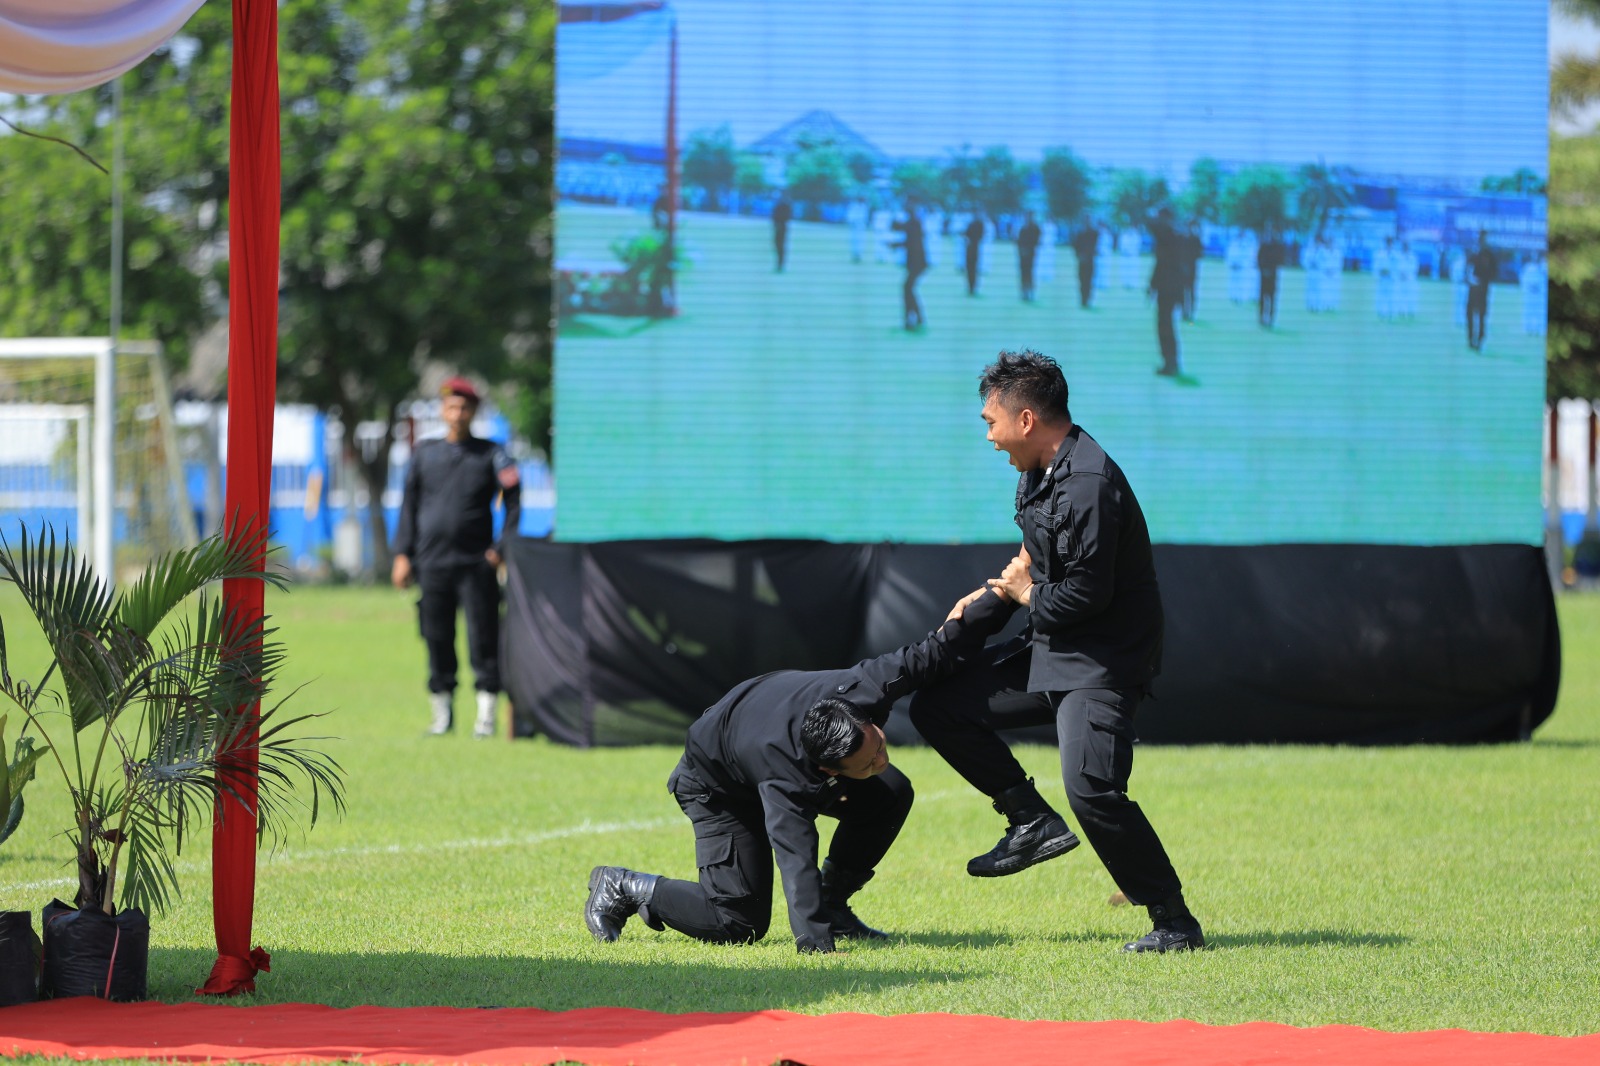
[552,0,1548,547]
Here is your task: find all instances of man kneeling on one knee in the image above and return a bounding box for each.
[586,585,1017,953]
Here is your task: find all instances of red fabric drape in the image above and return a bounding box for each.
[199,0,279,997]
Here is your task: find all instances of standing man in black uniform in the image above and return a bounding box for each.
[771,193,794,273]
[1017,210,1042,302]
[1257,223,1286,328]
[910,350,1203,953]
[1071,221,1100,308]
[964,214,986,296]
[892,199,928,330]
[1466,229,1497,351]
[1147,207,1187,377]
[585,586,1018,954]
[391,376,522,737]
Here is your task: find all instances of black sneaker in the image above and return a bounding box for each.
[966,813,1080,877]
[1122,921,1205,953]
[822,902,889,941]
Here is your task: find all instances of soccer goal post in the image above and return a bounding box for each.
[0,337,197,579]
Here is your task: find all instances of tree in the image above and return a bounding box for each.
[1179,157,1224,224]
[785,138,851,216]
[1549,132,1600,398]
[1106,168,1170,227]
[946,146,1026,220]
[0,112,204,367]
[1553,0,1600,120]
[891,160,946,210]
[734,154,771,201]
[1221,164,1293,232]
[1040,147,1092,223]
[1480,167,1548,195]
[6,1,554,571]
[682,124,737,211]
[1295,160,1354,238]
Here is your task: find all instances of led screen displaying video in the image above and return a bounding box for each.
[553,0,1547,545]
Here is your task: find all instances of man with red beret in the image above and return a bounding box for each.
[392,376,522,737]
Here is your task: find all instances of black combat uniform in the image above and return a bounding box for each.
[641,590,1017,953]
[911,426,1186,909]
[392,435,521,697]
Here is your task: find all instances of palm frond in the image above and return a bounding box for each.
[117,524,285,642]
[0,526,132,734]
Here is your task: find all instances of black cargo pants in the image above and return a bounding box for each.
[908,639,1183,906]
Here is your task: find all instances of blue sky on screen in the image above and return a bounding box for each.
[558,0,1547,183]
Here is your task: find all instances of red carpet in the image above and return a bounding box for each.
[1,1000,1597,1066]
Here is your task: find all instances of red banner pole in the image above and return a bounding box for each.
[199,0,280,997]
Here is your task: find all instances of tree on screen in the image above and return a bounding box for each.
[785,139,852,217]
[1041,148,1092,224]
[946,147,1027,222]
[1296,161,1355,239]
[1221,165,1293,233]
[1179,157,1224,224]
[892,161,948,211]
[1107,169,1171,228]
[683,125,737,212]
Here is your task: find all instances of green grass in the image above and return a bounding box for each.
[0,583,1597,1037]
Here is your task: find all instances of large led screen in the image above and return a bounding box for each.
[553,1,1548,545]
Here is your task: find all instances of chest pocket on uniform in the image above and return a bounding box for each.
[1033,508,1073,577]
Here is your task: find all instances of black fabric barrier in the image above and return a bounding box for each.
[503,539,1559,746]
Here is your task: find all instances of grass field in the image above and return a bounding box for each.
[0,582,1597,1038]
[555,204,1546,545]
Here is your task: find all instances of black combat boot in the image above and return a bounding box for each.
[966,777,1080,877]
[818,859,889,941]
[1122,894,1205,953]
[585,865,662,942]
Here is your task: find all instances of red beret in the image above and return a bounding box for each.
[440,376,480,402]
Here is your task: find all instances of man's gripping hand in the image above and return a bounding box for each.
[945,584,1008,622]
[987,547,1034,606]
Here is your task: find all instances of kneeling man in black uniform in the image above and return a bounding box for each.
[585,585,1017,954]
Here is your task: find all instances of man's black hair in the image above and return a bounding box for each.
[801,697,870,769]
[978,349,1071,424]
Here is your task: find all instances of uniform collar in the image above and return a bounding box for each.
[1042,425,1080,482]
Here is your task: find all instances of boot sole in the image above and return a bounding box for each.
[967,832,1080,877]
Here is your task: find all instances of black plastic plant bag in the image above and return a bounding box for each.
[0,910,41,1006]
[40,899,148,1001]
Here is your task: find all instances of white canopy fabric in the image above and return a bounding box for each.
[0,0,205,94]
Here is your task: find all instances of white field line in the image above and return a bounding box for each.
[2,791,982,894]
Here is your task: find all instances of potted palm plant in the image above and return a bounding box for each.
[0,714,48,1004]
[0,525,344,1001]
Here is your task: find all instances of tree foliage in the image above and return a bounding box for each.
[0,108,204,366]
[1221,164,1292,231]
[1040,147,1092,223]
[946,147,1027,219]
[1178,157,1223,223]
[1549,133,1600,399]
[2,0,554,568]
[1106,168,1170,227]
[683,124,736,210]
[785,138,852,213]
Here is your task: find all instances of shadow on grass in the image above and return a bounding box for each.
[144,946,966,1012]
[1205,929,1409,949]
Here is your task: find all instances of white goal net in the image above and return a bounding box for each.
[0,338,197,578]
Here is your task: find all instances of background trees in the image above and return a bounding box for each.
[0,0,554,568]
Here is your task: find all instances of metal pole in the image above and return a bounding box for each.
[95,76,125,580]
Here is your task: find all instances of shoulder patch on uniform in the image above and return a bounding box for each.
[498,465,521,489]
